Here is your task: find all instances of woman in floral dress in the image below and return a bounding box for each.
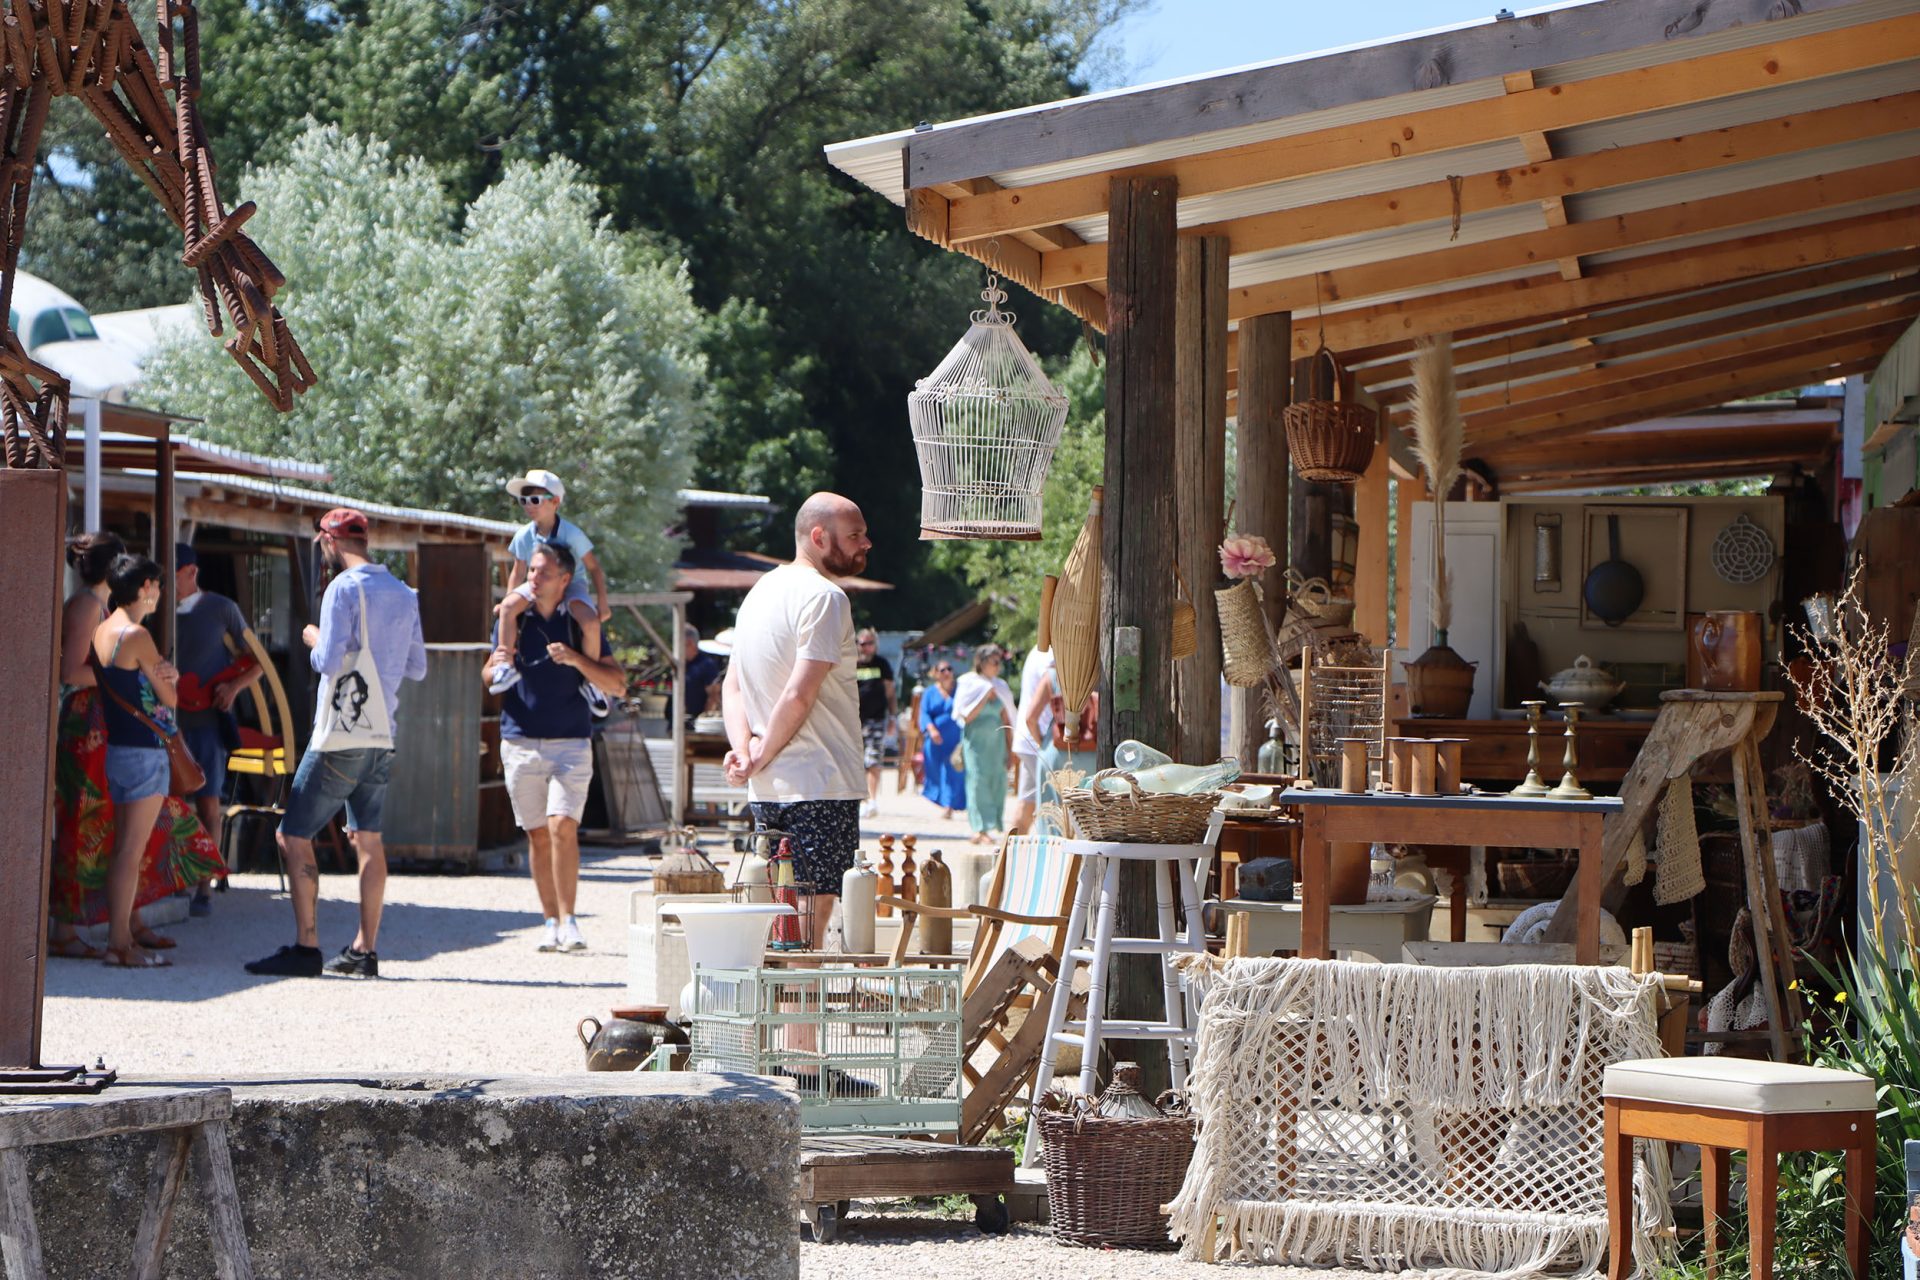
[47,533,223,959]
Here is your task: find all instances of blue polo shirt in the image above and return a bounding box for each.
[497,603,602,741]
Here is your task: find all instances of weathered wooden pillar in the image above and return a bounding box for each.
[1353,442,1391,648]
[1173,236,1228,766]
[1228,311,1290,766]
[154,430,176,659]
[1290,354,1353,583]
[1100,174,1179,1089]
[0,469,67,1072]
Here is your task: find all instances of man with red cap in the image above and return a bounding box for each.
[245,507,426,979]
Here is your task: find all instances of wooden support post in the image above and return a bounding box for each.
[1393,474,1427,652]
[1100,174,1180,1091]
[1354,441,1390,647]
[1289,354,1351,584]
[1229,311,1290,765]
[1174,235,1228,766]
[155,428,176,660]
[0,470,66,1074]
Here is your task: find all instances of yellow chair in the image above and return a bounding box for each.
[225,628,298,781]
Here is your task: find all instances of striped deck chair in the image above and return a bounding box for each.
[884,834,1085,1144]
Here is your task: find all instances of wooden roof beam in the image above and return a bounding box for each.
[1372,271,1920,406]
[1403,300,1920,426]
[1468,345,1889,446]
[908,185,1107,328]
[1038,88,1920,292]
[1481,420,1836,468]
[1231,155,1920,319]
[1497,455,1818,491]
[944,13,1920,243]
[1485,373,1872,446]
[1346,249,1919,382]
[1289,205,1920,357]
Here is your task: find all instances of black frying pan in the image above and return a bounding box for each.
[1583,514,1644,627]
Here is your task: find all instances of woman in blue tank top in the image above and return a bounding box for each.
[90,554,180,969]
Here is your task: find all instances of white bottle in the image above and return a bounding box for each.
[736,846,772,904]
[840,852,878,954]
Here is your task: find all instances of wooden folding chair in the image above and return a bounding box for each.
[884,834,1087,1144]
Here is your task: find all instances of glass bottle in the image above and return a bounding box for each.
[1095,1063,1165,1119]
[1095,758,1243,795]
[1113,739,1172,772]
[1256,719,1286,775]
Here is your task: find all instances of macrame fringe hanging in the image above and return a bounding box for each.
[1654,778,1706,905]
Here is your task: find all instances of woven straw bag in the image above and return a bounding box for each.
[1283,346,1377,483]
[1215,578,1273,687]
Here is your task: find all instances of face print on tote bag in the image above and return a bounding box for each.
[309,583,394,752]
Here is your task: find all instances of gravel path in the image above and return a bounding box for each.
[42,785,1423,1277]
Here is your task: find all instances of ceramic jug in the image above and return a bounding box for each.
[579,1007,687,1072]
[1687,611,1762,691]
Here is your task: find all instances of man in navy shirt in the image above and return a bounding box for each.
[482,543,625,953]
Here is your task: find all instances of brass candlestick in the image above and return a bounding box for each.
[1510,701,1551,797]
[1548,702,1592,800]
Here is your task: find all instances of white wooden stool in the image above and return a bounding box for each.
[0,1088,253,1280]
[1022,825,1216,1168]
[1603,1058,1874,1280]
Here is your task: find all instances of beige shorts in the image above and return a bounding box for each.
[501,736,594,828]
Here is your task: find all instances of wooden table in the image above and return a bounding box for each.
[1278,788,1623,964]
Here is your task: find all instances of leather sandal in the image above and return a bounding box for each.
[47,937,106,960]
[103,946,171,969]
[133,929,177,950]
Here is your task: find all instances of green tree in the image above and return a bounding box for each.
[136,124,702,587]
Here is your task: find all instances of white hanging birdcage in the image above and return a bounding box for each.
[909,274,1068,541]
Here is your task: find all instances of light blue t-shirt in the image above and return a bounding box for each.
[310,564,428,728]
[508,515,594,566]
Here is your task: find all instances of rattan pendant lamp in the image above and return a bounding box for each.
[909,266,1069,540]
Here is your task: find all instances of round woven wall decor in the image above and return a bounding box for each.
[1710,513,1775,584]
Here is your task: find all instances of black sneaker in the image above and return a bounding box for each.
[324,945,379,979]
[244,944,323,977]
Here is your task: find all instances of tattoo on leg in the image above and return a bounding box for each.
[299,863,321,883]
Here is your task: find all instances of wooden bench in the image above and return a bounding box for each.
[0,1088,253,1280]
[799,1135,1014,1243]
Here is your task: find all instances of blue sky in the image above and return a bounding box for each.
[1112,2,1572,85]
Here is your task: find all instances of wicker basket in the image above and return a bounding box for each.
[1062,769,1220,844]
[1170,565,1197,661]
[1283,346,1377,483]
[1039,1067,1195,1250]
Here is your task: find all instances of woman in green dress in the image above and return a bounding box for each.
[952,645,1014,843]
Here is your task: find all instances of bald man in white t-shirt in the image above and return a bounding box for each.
[723,493,873,952]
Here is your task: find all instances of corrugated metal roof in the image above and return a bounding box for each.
[181,472,519,538]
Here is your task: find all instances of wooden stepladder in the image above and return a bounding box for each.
[1545,690,1802,1060]
[0,1088,253,1280]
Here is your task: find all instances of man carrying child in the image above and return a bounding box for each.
[493,468,613,721]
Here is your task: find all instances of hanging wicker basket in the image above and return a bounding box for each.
[1216,578,1274,687]
[910,277,1069,541]
[1283,346,1378,484]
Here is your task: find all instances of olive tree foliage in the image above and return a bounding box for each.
[137,124,702,587]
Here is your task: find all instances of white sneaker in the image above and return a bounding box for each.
[582,683,612,719]
[558,917,587,952]
[860,801,877,819]
[537,918,560,952]
[489,664,522,695]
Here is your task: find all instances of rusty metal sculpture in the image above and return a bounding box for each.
[0,0,312,470]
[0,0,308,1089]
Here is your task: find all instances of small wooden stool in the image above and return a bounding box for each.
[1602,1058,1874,1279]
[0,1088,253,1280]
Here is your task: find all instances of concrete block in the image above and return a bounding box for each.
[17,1072,797,1280]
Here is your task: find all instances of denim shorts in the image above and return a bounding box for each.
[181,722,228,801]
[280,747,393,839]
[105,745,169,804]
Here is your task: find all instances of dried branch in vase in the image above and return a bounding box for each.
[1785,563,1919,956]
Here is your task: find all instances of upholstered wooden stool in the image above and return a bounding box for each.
[1603,1058,1875,1280]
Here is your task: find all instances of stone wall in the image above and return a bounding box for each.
[19,1072,797,1280]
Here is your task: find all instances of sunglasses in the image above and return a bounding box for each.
[517,494,553,506]
[934,666,952,674]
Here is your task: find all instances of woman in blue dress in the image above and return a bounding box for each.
[917,660,965,818]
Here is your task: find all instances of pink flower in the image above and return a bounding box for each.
[1218,534,1277,580]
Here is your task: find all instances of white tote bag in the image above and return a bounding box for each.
[308,583,394,752]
